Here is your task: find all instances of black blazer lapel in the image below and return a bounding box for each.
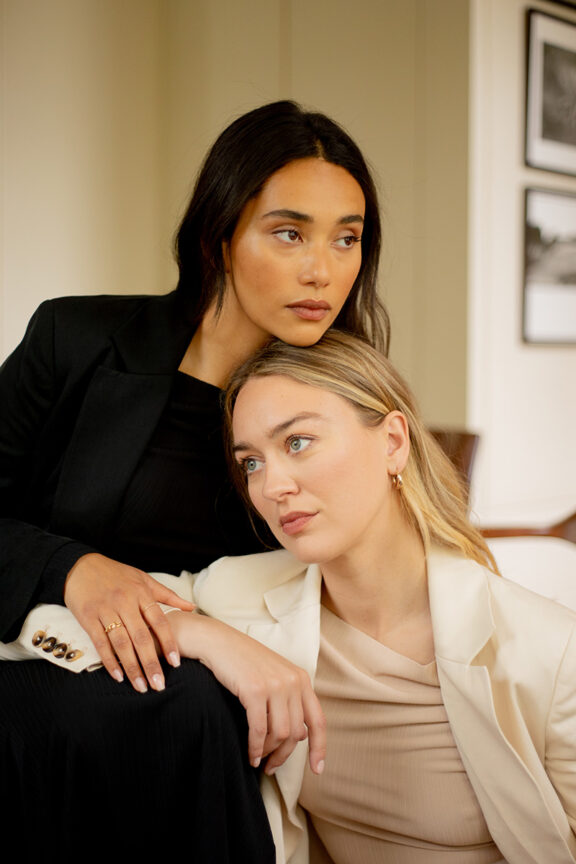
[51,292,194,544]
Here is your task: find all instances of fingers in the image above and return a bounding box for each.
[244,669,326,777]
[105,606,166,693]
[303,689,327,776]
[261,673,307,775]
[85,617,126,685]
[142,601,181,670]
[64,554,190,692]
[245,693,269,769]
[149,581,196,612]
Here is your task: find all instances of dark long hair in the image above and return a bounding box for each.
[174,100,389,354]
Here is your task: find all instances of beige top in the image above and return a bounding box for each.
[299,607,504,864]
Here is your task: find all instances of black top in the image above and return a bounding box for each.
[110,371,270,573]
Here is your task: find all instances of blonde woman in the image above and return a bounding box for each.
[9,332,576,863]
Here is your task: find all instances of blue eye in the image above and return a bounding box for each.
[241,457,263,476]
[287,436,312,454]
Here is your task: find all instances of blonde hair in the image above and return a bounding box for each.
[224,330,498,573]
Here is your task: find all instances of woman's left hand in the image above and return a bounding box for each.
[169,611,326,776]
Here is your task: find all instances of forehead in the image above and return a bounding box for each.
[250,158,365,214]
[232,375,360,440]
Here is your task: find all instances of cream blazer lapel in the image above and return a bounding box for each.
[428,549,576,863]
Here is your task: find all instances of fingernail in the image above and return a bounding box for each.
[265,766,277,777]
[135,677,147,693]
[168,651,180,668]
[152,674,165,692]
[112,669,123,682]
[251,757,261,769]
[315,760,325,775]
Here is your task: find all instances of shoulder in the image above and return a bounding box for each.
[10,293,165,360]
[429,548,576,669]
[24,292,181,374]
[431,546,576,627]
[486,565,576,632]
[193,550,310,618]
[40,293,167,336]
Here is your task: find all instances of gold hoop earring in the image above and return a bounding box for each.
[392,473,403,490]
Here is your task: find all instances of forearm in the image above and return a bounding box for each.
[0,518,96,640]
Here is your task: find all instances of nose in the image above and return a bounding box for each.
[298,243,331,289]
[261,459,299,501]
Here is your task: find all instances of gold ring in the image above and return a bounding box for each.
[142,602,157,613]
[104,621,123,634]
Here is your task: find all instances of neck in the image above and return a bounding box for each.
[320,517,434,663]
[179,297,268,388]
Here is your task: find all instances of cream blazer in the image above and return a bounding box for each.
[4,548,576,864]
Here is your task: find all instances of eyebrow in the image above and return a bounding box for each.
[260,209,364,225]
[233,411,324,453]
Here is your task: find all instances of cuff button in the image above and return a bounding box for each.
[41,636,57,653]
[53,642,68,659]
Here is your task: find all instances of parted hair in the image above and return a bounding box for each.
[224,330,498,573]
[174,100,389,354]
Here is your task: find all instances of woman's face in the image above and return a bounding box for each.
[232,375,403,568]
[223,158,365,348]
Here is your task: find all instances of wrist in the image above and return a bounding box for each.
[168,609,210,659]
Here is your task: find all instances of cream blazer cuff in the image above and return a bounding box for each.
[0,570,196,672]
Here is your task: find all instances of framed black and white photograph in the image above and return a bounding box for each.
[524,188,576,343]
[526,10,576,175]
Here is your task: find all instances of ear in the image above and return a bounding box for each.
[381,410,410,475]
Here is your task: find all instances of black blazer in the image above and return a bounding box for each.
[0,291,195,638]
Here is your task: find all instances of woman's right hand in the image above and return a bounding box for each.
[64,553,195,692]
[169,610,327,776]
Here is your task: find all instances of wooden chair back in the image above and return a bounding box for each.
[429,429,480,501]
[482,510,576,545]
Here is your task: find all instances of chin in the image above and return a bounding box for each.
[275,535,334,566]
[282,327,333,348]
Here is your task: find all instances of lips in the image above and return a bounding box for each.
[287,299,331,322]
[279,511,317,536]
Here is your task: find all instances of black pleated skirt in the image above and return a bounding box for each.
[0,658,275,860]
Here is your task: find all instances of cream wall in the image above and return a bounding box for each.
[1,0,469,428]
[469,0,576,523]
[1,0,165,354]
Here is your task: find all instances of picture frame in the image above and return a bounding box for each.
[523,187,576,343]
[525,10,576,176]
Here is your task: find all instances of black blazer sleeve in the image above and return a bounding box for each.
[0,301,97,638]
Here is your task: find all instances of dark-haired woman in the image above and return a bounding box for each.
[0,101,388,855]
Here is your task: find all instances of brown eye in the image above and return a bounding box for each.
[274,229,301,243]
[335,235,361,248]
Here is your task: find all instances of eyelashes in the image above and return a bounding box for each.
[272,228,362,248]
[287,435,313,453]
[236,435,315,477]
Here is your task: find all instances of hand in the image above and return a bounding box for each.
[64,553,195,692]
[170,612,326,776]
